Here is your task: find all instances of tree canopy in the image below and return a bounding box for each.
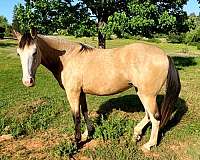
[12,0,192,48]
[0,16,11,38]
[13,0,96,36]
[102,0,189,39]
[0,16,8,28]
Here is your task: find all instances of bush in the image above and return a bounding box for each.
[197,43,200,50]
[132,35,143,40]
[185,26,200,44]
[57,29,68,36]
[187,42,199,46]
[153,33,167,38]
[146,38,161,43]
[53,141,77,158]
[167,33,186,43]
[0,27,5,39]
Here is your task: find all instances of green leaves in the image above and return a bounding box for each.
[102,12,129,39]
[12,0,94,36]
[12,0,190,39]
[0,16,8,28]
[159,11,176,32]
[100,0,189,38]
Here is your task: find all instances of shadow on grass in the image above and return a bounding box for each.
[0,42,17,48]
[172,56,197,70]
[97,95,144,117]
[96,94,187,144]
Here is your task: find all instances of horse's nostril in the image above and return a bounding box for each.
[30,78,33,83]
[24,78,34,84]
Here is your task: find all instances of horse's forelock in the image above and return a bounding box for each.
[19,32,34,49]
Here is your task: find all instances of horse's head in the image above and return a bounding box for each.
[14,29,41,87]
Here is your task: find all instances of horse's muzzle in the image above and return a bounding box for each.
[22,77,35,87]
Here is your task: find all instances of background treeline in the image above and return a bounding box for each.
[1,0,200,48]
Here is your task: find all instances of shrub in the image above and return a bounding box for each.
[187,42,199,46]
[146,38,161,43]
[0,27,5,39]
[94,115,135,141]
[185,26,200,44]
[167,33,186,43]
[57,29,68,36]
[53,141,77,157]
[132,35,143,40]
[197,43,200,50]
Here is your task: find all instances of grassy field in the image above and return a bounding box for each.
[0,37,200,160]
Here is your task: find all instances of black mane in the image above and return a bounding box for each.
[19,32,34,49]
[79,43,94,52]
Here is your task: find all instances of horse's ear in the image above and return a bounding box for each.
[30,27,37,39]
[13,30,22,41]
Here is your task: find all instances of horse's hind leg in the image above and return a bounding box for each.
[137,92,160,151]
[134,111,150,141]
[80,92,94,140]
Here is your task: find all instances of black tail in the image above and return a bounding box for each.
[160,56,181,129]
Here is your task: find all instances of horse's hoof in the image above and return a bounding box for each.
[82,132,88,141]
[133,134,141,142]
[141,146,151,154]
[141,143,151,152]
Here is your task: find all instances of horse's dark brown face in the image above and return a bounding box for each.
[14,30,41,87]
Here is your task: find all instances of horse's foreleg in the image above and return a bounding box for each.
[80,92,94,140]
[137,93,160,151]
[134,111,150,141]
[66,90,81,143]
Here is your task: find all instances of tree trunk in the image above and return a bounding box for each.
[98,31,106,49]
[97,16,106,49]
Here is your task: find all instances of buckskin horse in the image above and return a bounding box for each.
[14,29,181,151]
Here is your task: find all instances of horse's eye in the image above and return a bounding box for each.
[17,53,19,56]
[33,52,37,56]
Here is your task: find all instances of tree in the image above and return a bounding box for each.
[0,16,8,28]
[103,12,129,39]
[102,0,189,38]
[12,0,190,46]
[12,4,28,32]
[0,16,10,38]
[81,0,127,48]
[81,0,189,47]
[12,0,95,36]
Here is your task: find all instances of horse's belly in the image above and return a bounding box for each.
[82,78,131,96]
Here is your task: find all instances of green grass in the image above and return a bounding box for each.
[0,38,200,159]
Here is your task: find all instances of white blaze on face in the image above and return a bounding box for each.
[17,44,37,87]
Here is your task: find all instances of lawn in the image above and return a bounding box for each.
[0,37,200,160]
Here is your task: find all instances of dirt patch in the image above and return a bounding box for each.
[82,139,99,150]
[28,152,48,160]
[140,145,160,159]
[0,128,71,159]
[23,139,44,150]
[73,156,92,160]
[0,134,13,142]
[74,139,102,160]
[167,141,192,160]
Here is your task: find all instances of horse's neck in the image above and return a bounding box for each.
[37,37,66,88]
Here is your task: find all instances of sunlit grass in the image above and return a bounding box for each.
[0,38,200,159]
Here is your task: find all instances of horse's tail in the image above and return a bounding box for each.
[159,56,181,129]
